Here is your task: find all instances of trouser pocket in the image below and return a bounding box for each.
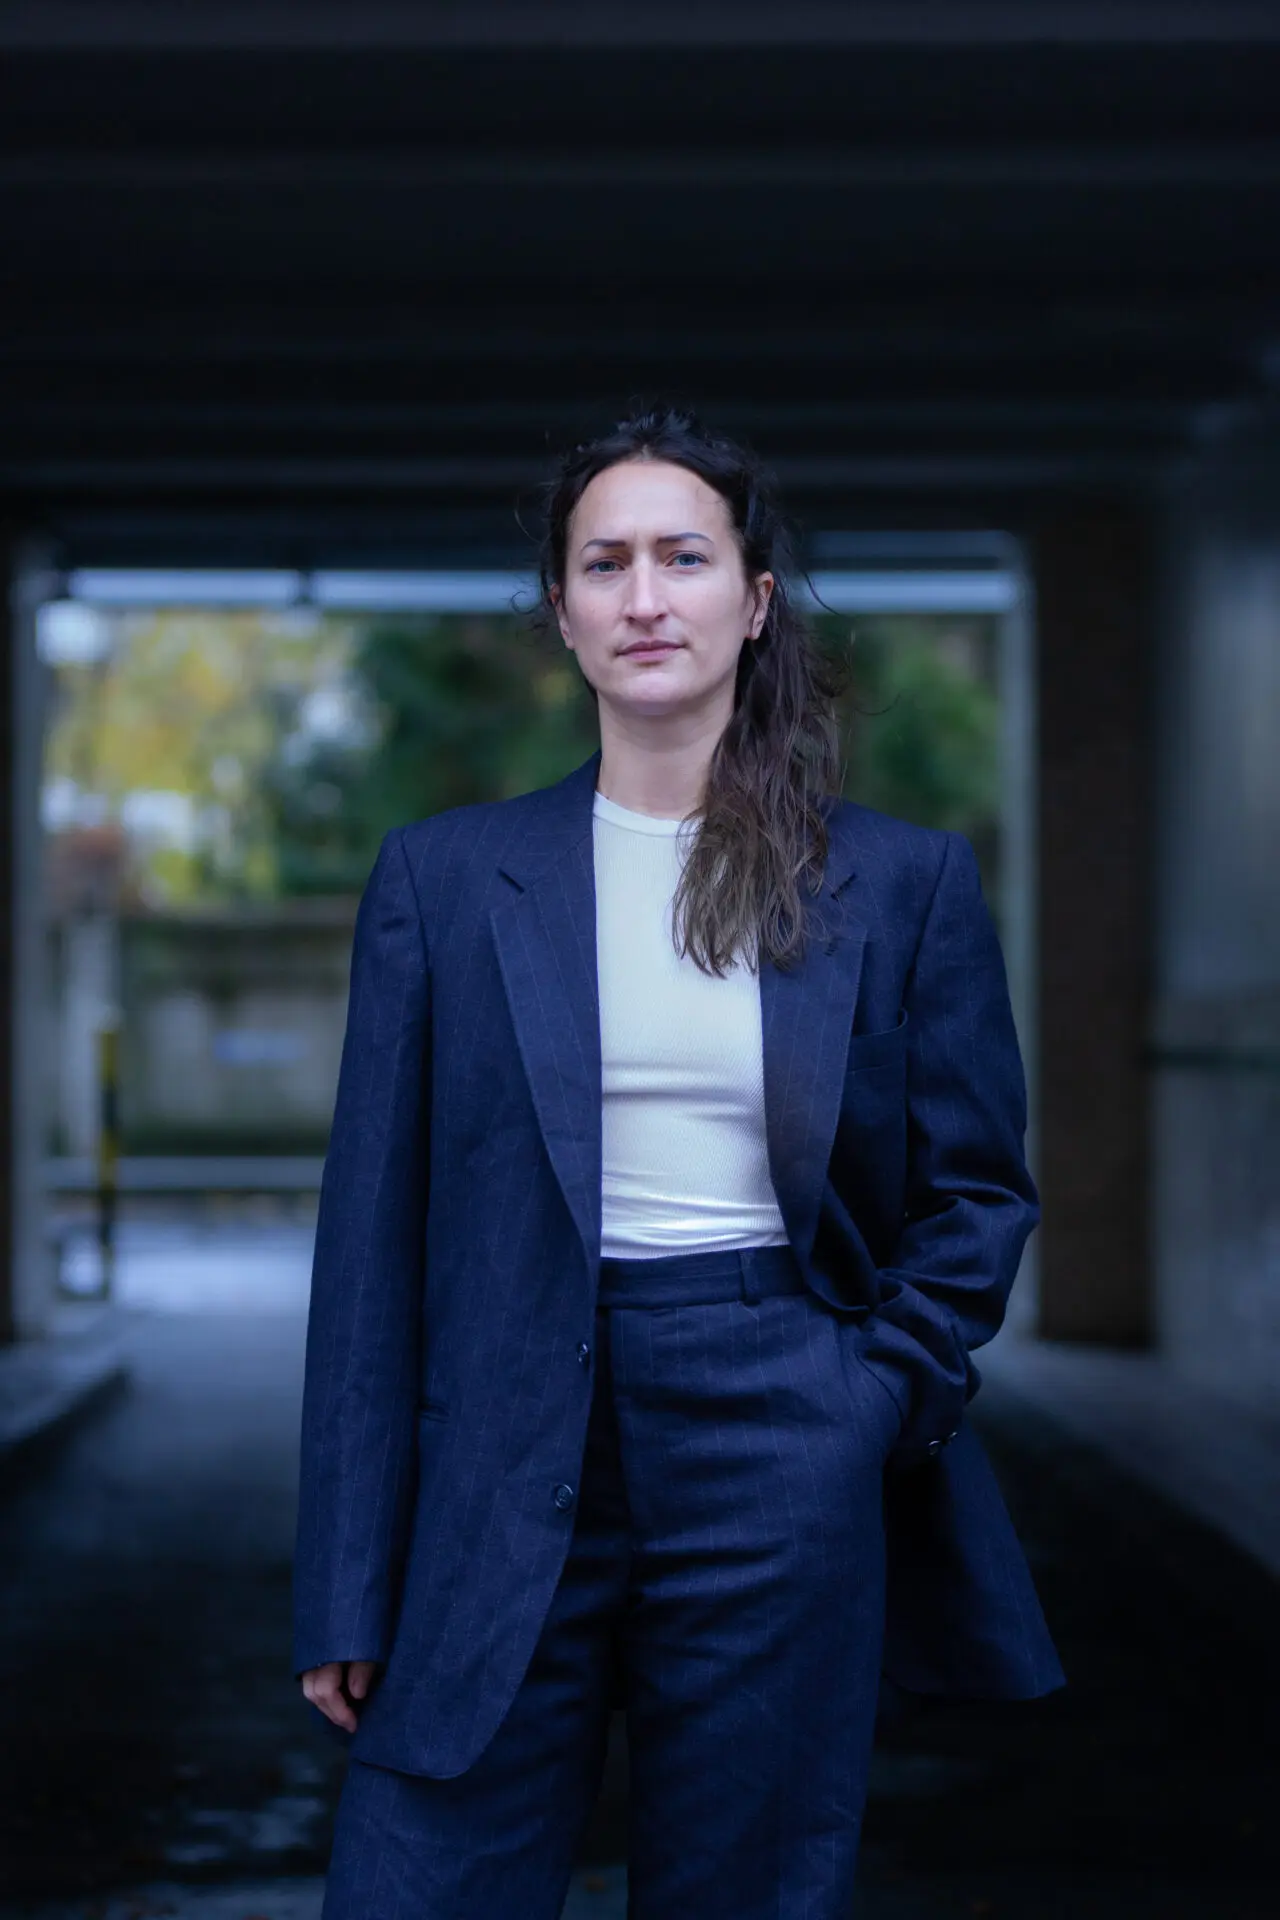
[841,1320,910,1456]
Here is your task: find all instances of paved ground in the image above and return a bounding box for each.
[0,1873,629,1920]
[981,1327,1280,1579]
[1,1216,1277,1919]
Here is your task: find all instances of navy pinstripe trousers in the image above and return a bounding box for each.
[321,1244,903,1919]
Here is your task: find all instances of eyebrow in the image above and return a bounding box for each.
[580,530,714,553]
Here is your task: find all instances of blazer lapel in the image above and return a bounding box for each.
[489,751,605,1281]
[489,748,865,1286]
[759,812,864,1271]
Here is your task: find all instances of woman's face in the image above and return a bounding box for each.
[553,458,772,727]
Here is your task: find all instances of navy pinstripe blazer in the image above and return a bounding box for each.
[293,747,1064,1778]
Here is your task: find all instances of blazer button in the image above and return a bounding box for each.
[553,1483,576,1511]
[577,1343,591,1367]
[925,1438,943,1457]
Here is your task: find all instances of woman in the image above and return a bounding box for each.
[294,406,1063,1918]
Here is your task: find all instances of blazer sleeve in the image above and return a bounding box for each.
[292,827,431,1677]
[858,829,1039,1463]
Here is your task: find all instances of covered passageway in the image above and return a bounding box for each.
[1,7,1277,1915]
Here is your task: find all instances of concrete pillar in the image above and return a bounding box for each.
[1033,504,1154,1344]
[1,543,55,1342]
[0,541,15,1343]
[1151,430,1280,1409]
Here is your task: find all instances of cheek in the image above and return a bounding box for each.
[691,577,755,641]
[561,590,610,647]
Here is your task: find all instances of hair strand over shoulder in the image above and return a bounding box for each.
[537,402,850,976]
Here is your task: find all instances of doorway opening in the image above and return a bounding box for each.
[29,538,1034,1316]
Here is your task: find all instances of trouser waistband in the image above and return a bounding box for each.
[596,1244,805,1309]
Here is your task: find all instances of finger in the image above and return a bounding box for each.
[314,1681,356,1733]
[302,1663,336,1703]
[326,1694,358,1733]
[302,1665,355,1731]
[348,1661,376,1700]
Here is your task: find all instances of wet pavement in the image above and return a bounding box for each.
[1,1216,1277,1919]
[1,1873,630,1920]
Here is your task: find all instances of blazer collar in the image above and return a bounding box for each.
[493,747,860,895]
[489,749,866,1290]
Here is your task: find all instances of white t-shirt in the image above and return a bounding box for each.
[592,788,789,1258]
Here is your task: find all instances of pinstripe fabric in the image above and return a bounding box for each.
[322,1248,897,1919]
[293,747,1063,1785]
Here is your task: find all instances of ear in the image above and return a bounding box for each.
[749,571,775,639]
[549,581,573,647]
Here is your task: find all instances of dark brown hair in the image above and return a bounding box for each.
[537,403,848,976]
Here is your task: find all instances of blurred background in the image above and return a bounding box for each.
[0,5,1277,1918]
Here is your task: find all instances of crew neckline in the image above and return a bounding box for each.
[592,788,693,838]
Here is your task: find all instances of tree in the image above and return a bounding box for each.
[263,613,598,895]
[814,612,1002,891]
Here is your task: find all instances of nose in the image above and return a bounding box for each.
[622,554,663,626]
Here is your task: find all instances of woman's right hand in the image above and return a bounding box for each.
[301,1660,380,1733]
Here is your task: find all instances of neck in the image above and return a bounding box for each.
[595,720,721,819]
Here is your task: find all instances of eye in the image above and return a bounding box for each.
[671,551,708,568]
[586,558,621,575]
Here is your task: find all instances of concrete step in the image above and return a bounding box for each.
[0,1302,130,1469]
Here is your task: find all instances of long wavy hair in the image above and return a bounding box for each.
[537,404,849,977]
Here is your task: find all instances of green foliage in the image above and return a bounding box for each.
[44,607,347,904]
[267,609,1000,896]
[817,614,1000,840]
[45,601,1001,907]
[263,615,599,895]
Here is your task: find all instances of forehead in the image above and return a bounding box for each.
[570,458,733,540]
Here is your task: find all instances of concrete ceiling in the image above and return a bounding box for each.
[2,2,1280,560]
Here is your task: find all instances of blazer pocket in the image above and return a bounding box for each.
[845,1008,909,1074]
[417,1397,451,1423]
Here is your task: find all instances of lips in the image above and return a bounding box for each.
[621,642,679,655]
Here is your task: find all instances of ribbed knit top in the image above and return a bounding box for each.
[591,787,789,1258]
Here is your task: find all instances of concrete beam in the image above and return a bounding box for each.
[2,2,1280,51]
[0,451,1175,499]
[6,144,1280,190]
